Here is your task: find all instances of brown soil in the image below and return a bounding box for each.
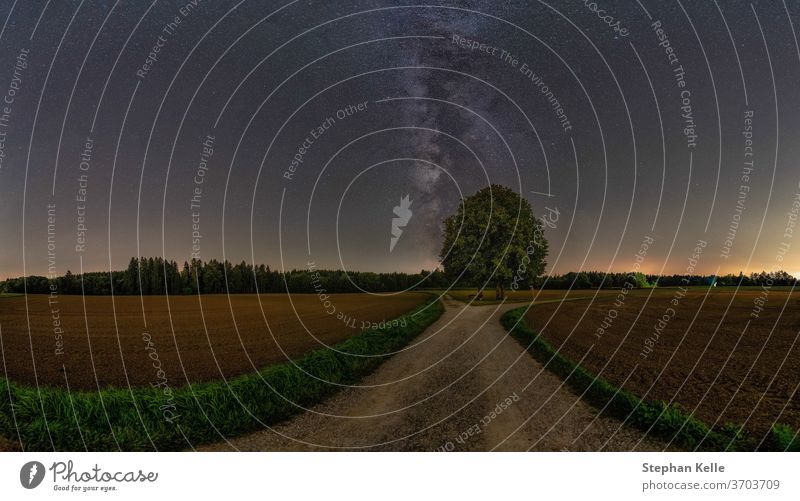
[525,289,800,436]
[0,293,428,390]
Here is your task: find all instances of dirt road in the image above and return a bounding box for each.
[200,298,667,451]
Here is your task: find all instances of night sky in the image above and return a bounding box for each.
[1,0,799,279]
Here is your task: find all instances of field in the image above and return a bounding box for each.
[0,293,429,391]
[524,288,800,436]
[443,288,620,304]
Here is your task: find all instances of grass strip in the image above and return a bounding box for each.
[501,307,799,451]
[0,299,443,451]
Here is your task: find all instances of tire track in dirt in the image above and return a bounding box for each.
[199,298,668,451]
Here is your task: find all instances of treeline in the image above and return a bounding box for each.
[2,260,795,295]
[686,270,797,287]
[536,271,650,289]
[0,257,450,295]
[535,270,796,289]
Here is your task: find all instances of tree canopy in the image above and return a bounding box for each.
[439,185,548,299]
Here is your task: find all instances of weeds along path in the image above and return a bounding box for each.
[200,297,667,451]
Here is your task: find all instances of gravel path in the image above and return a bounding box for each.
[198,298,668,451]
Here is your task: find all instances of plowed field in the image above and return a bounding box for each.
[0,293,428,390]
[525,289,800,435]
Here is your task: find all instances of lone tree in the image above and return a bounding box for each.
[440,185,548,300]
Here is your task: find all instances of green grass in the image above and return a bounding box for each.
[0,299,444,451]
[501,306,799,451]
[445,289,535,304]
[767,424,800,451]
[442,288,617,306]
